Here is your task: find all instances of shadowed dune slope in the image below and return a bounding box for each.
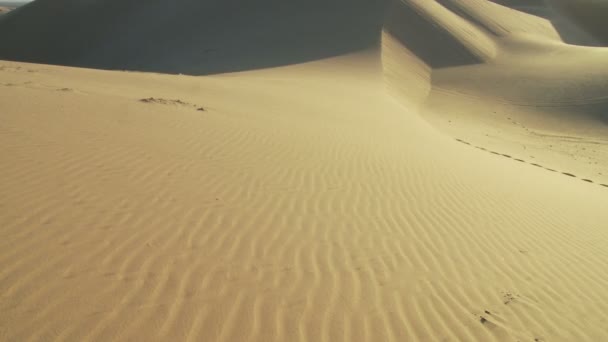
[488,0,606,45]
[549,0,608,44]
[0,0,387,75]
[381,0,497,105]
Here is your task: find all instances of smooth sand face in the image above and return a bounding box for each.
[2,1,608,341]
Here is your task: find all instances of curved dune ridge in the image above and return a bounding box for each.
[1,0,608,341]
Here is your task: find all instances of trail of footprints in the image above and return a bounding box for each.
[455,138,608,189]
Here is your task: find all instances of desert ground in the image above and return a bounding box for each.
[1,0,608,341]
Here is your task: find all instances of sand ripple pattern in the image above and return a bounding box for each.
[2,62,608,342]
[2,0,608,339]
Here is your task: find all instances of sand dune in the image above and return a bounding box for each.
[382,0,608,183]
[2,0,608,341]
[0,0,386,75]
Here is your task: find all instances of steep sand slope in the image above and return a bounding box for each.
[2,0,608,341]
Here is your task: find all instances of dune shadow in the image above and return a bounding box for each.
[383,0,483,69]
[0,0,387,75]
[548,0,608,46]
[489,0,607,46]
[436,0,502,36]
[488,0,549,18]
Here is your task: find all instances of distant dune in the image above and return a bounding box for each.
[0,0,387,75]
[2,0,608,341]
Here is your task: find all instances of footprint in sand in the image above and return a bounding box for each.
[477,309,504,329]
[502,291,519,305]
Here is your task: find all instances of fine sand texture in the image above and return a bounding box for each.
[2,0,608,341]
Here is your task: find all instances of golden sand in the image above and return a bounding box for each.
[1,1,608,341]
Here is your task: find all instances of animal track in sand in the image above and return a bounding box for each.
[502,291,519,305]
[455,138,606,189]
[139,97,206,111]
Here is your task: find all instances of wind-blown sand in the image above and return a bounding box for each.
[1,0,608,341]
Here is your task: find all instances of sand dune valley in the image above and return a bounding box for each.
[1,0,608,341]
